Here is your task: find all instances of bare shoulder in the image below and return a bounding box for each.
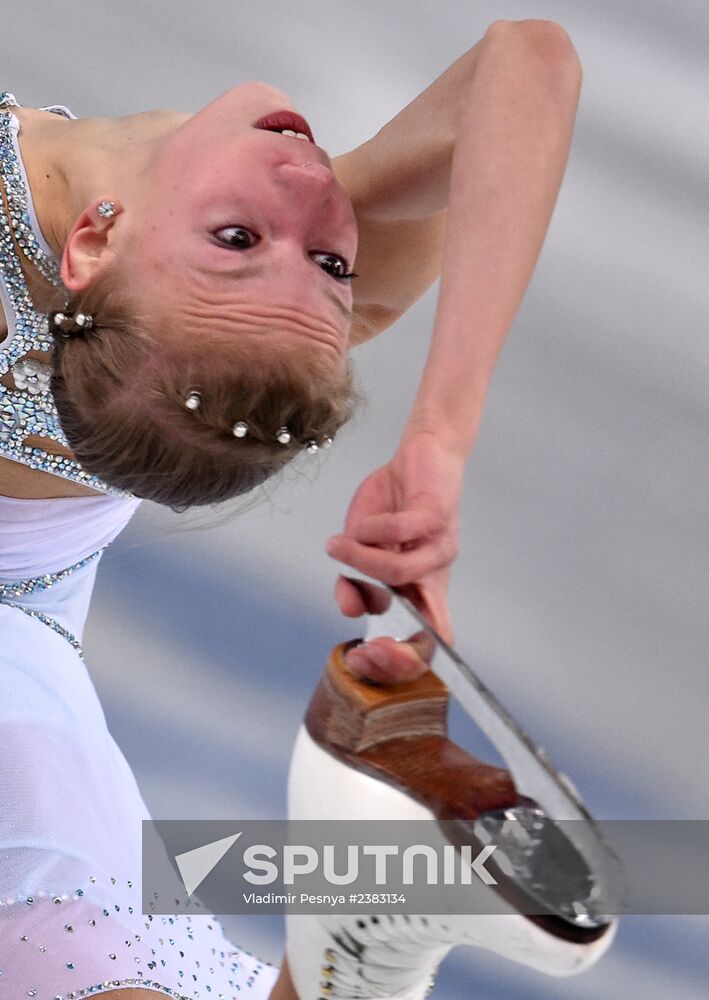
[0,454,103,498]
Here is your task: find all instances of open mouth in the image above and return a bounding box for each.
[253,110,315,143]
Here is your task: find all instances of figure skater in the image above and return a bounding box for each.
[0,19,604,999]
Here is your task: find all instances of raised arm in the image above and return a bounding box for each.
[331,41,474,345]
[400,20,582,456]
[327,20,583,679]
[333,20,579,349]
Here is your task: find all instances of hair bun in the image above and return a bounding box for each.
[49,310,95,339]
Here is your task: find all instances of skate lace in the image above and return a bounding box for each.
[315,914,454,999]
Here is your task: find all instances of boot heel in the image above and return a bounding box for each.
[285,642,617,998]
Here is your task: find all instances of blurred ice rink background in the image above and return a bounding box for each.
[4,1,707,995]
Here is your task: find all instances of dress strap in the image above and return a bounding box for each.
[0,91,132,497]
[38,103,77,121]
[0,110,62,287]
[0,97,68,457]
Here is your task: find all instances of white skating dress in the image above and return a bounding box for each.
[0,94,279,1000]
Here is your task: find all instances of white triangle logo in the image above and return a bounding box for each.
[174,832,243,896]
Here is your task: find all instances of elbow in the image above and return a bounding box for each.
[484,18,583,84]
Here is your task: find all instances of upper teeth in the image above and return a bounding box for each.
[278,129,310,141]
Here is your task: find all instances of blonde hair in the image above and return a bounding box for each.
[50,277,362,511]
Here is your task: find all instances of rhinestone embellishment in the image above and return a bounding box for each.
[0,602,85,656]
[0,548,103,600]
[10,357,51,395]
[0,548,104,656]
[0,98,131,497]
[0,107,61,286]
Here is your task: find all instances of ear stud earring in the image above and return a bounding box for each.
[97,201,117,219]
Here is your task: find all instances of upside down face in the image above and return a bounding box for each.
[119,82,358,366]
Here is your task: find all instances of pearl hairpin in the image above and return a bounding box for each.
[183,392,334,452]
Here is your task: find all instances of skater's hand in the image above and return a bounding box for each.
[326,432,463,683]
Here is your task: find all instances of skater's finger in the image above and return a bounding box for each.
[326,536,455,588]
[334,576,391,617]
[345,632,434,684]
[335,507,447,547]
